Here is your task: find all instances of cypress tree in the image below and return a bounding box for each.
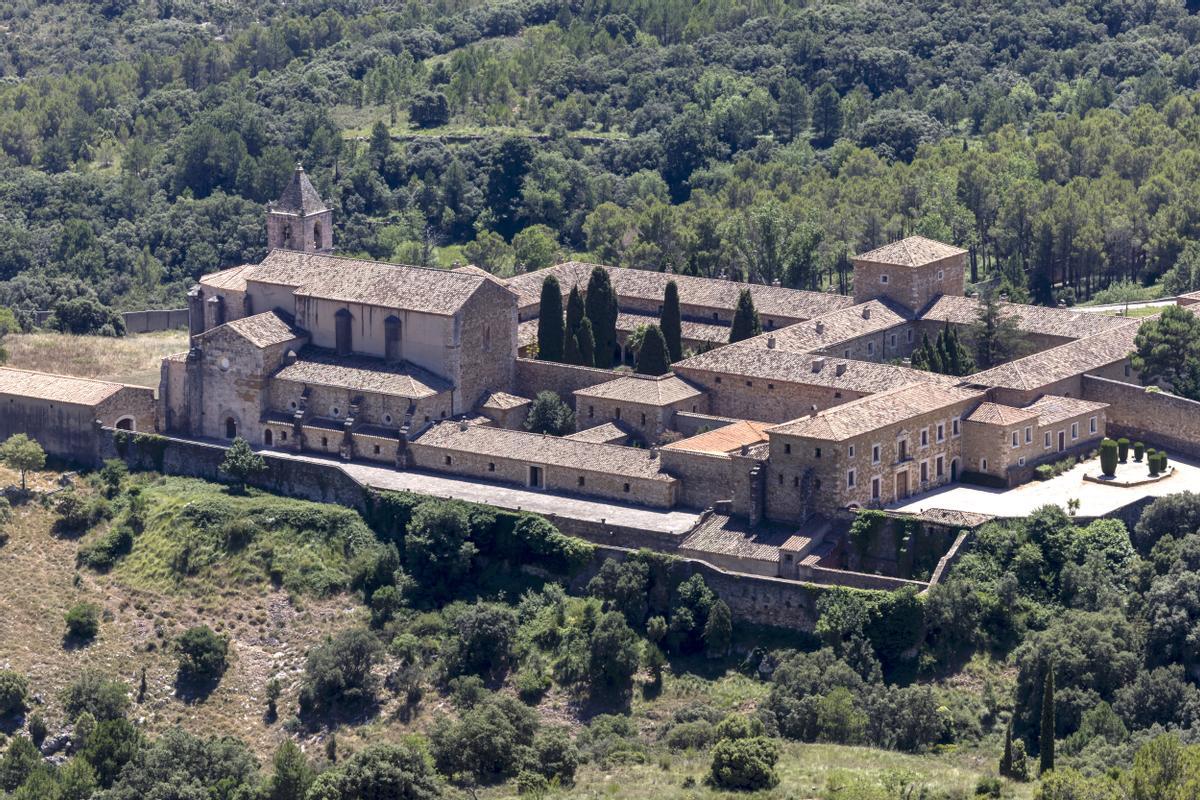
[999,720,1014,778]
[565,284,585,338]
[537,275,564,362]
[729,288,761,343]
[585,266,619,368]
[1040,661,1055,775]
[575,317,595,367]
[939,323,956,375]
[661,280,683,362]
[636,324,671,375]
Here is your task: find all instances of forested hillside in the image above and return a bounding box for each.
[4,0,1200,316]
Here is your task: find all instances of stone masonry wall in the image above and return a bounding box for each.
[514,358,622,406]
[673,367,869,423]
[1083,374,1200,459]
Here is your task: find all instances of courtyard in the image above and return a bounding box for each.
[890,452,1200,519]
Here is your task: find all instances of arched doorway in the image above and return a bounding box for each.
[225,417,237,439]
[264,429,273,446]
[335,308,353,356]
[115,417,135,431]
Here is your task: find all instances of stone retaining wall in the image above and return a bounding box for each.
[514,358,619,407]
[1083,374,1200,460]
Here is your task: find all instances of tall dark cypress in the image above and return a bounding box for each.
[575,317,595,367]
[1040,661,1055,775]
[636,324,671,376]
[729,288,761,343]
[565,284,585,339]
[537,275,564,362]
[585,266,619,368]
[661,280,682,363]
[999,720,1014,778]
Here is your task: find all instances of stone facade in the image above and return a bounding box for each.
[852,237,967,311]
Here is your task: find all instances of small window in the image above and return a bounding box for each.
[1090,416,1097,434]
[332,407,340,417]
[815,447,822,458]
[373,445,381,455]
[906,329,913,343]
[847,469,856,489]
[615,408,621,420]
[844,349,850,358]
[768,383,775,390]
[784,443,791,454]
[867,342,875,355]
[937,270,944,280]
[712,312,719,320]
[444,455,452,465]
[424,415,430,422]
[290,400,298,410]
[745,380,753,387]
[792,476,800,487]
[321,437,328,447]
[981,458,988,471]
[848,445,855,458]
[623,483,630,493]
[952,417,961,436]
[488,462,496,472]
[1012,432,1019,448]
[588,405,594,418]
[1071,422,1079,440]
[384,414,393,424]
[880,274,889,284]
[280,431,287,442]
[778,474,783,485]
[936,456,944,477]
[640,413,646,426]
[872,444,880,464]
[1125,364,1132,377]
[921,429,929,447]
[1044,432,1051,448]
[936,423,944,442]
[920,461,928,482]
[578,476,585,487]
[1025,426,1032,444]
[890,334,896,347]
[1018,456,1026,466]
[715,376,722,384]
[871,477,880,500]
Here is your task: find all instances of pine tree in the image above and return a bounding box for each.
[636,325,671,375]
[576,317,595,367]
[999,720,1014,778]
[811,83,842,147]
[264,740,315,800]
[586,266,619,368]
[729,289,761,343]
[972,292,1025,369]
[661,280,682,363]
[1040,661,1055,775]
[537,275,564,362]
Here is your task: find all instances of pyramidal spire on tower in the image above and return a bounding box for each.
[267,163,333,253]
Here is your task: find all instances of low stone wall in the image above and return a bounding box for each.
[31,308,188,333]
[514,358,620,407]
[1083,374,1200,460]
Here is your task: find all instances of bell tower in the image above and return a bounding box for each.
[267,164,333,253]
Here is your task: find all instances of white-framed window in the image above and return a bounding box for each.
[1025,426,1032,444]
[1012,431,1019,448]
[872,444,881,464]
[921,428,929,447]
[1071,422,1079,440]
[1045,432,1052,449]
[847,469,857,489]
[1089,416,1097,434]
[848,445,856,458]
[981,458,988,471]
[871,476,880,500]
[880,274,889,284]
[937,270,945,280]
[1018,456,1026,466]
[952,417,960,436]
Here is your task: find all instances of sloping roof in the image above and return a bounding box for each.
[273,348,451,399]
[661,420,773,455]
[767,383,984,441]
[1025,394,1108,426]
[0,367,126,406]
[565,422,629,444]
[249,250,505,316]
[272,165,327,215]
[414,422,674,481]
[518,313,730,350]
[854,236,967,267]
[674,345,957,394]
[680,514,799,563]
[199,263,255,292]
[479,391,531,411]
[506,262,855,321]
[739,299,910,354]
[220,311,304,349]
[574,374,703,406]
[967,321,1142,391]
[920,295,1133,340]
[915,509,993,528]
[966,402,1040,427]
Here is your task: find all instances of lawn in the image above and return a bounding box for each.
[3,330,188,386]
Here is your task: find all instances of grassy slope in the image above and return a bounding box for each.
[3,330,189,386]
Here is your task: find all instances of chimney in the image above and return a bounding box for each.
[836,362,847,376]
[284,349,297,365]
[812,357,827,372]
[862,306,872,320]
[649,447,659,460]
[815,321,825,334]
[458,419,469,431]
[766,335,776,349]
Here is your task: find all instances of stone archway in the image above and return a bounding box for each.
[115,416,135,431]
[225,417,237,439]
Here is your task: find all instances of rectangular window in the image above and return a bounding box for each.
[1125,364,1132,377]
[848,445,855,458]
[872,444,881,464]
[881,274,889,284]
[1012,432,1019,448]
[847,469,856,489]
[623,483,630,493]
[920,461,928,482]
[921,429,929,447]
[867,342,875,355]
[444,455,452,465]
[614,408,621,420]
[715,376,722,384]
[890,334,897,348]
[907,329,913,343]
[1090,416,1097,434]
[1018,456,1026,466]
[792,476,800,487]
[936,456,944,477]
[373,445,381,455]
[937,423,945,442]
[1072,422,1079,440]
[952,417,960,436]
[871,477,880,500]
[784,443,791,454]
[488,462,496,472]
[578,476,585,487]
[640,413,647,426]
[588,405,594,418]
[815,447,822,458]
[1025,426,1032,444]
[1044,432,1051,449]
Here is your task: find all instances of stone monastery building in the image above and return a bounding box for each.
[149,165,1155,544]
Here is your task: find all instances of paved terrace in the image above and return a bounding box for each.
[263,448,701,535]
[890,453,1200,519]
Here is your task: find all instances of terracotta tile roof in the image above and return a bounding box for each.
[1025,394,1108,426]
[274,348,450,399]
[565,422,629,444]
[199,263,254,292]
[479,391,531,411]
[674,346,957,394]
[222,311,304,348]
[920,295,1132,339]
[507,262,854,320]
[271,165,327,215]
[0,367,127,406]
[966,402,1040,426]
[574,374,703,406]
[767,383,984,441]
[249,251,510,316]
[967,321,1142,391]
[414,422,674,481]
[854,236,967,267]
[780,534,812,552]
[661,420,773,455]
[739,299,910,354]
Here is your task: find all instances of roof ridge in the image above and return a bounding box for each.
[0,364,124,388]
[263,249,489,284]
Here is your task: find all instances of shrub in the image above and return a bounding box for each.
[443,602,518,679]
[305,742,441,800]
[26,712,46,746]
[707,736,779,791]
[1035,464,1055,481]
[516,663,552,705]
[1100,438,1118,477]
[429,693,539,784]
[65,602,101,642]
[0,671,28,717]
[1159,451,1169,472]
[175,625,229,684]
[77,525,134,570]
[1149,450,1161,475]
[54,491,110,536]
[530,726,580,785]
[664,721,717,751]
[299,628,382,716]
[1117,438,1130,462]
[1134,441,1145,461]
[48,297,125,336]
[63,670,128,721]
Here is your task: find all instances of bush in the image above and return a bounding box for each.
[1149,451,1161,475]
[1117,438,1130,462]
[664,720,717,751]
[47,297,125,336]
[0,671,28,717]
[65,602,101,642]
[54,491,110,536]
[299,628,382,716]
[77,525,134,570]
[63,670,128,721]
[1100,438,1118,477]
[442,602,518,679]
[1134,441,1145,461]
[515,663,551,704]
[305,742,441,800]
[1035,464,1055,481]
[26,712,46,746]
[530,726,580,785]
[175,625,229,684]
[1160,451,1169,472]
[707,736,779,791]
[429,693,538,784]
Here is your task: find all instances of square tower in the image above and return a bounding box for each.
[267,164,333,253]
[852,236,966,312]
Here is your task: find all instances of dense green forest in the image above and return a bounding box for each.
[6,0,1200,315]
